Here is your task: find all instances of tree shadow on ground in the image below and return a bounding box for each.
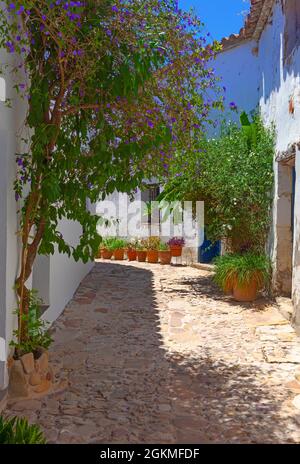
[168,274,275,311]
[5,262,295,444]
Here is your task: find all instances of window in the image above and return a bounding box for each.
[284,0,300,61]
[141,184,160,225]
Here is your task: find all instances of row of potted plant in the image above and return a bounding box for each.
[98,236,185,265]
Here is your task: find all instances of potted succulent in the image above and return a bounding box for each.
[167,237,185,257]
[145,236,160,263]
[136,239,147,262]
[214,253,271,302]
[101,237,115,259]
[126,238,138,261]
[158,242,172,265]
[111,238,127,260]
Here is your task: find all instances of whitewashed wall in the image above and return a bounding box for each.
[258,1,300,317]
[42,220,94,324]
[212,0,300,326]
[214,40,260,118]
[259,1,300,152]
[0,46,25,394]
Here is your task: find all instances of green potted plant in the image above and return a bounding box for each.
[101,237,116,259]
[9,290,54,399]
[167,237,185,257]
[111,238,127,260]
[213,253,237,295]
[158,242,172,265]
[145,236,160,263]
[126,238,138,261]
[214,253,271,302]
[136,239,147,262]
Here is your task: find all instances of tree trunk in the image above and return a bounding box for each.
[15,191,45,344]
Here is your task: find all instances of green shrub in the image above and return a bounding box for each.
[158,113,275,254]
[102,237,127,251]
[0,416,46,444]
[10,290,53,358]
[214,253,271,291]
[159,242,169,251]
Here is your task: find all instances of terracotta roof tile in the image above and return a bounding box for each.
[221,0,275,51]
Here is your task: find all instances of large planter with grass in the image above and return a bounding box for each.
[214,253,271,303]
[232,279,259,302]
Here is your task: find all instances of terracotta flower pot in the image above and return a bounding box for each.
[127,249,137,261]
[102,248,113,260]
[147,250,159,263]
[159,250,172,265]
[223,276,235,295]
[137,250,147,262]
[233,279,258,302]
[113,248,125,260]
[170,245,183,257]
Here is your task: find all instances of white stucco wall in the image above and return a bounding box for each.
[214,40,260,118]
[0,46,25,392]
[259,1,300,152]
[258,1,300,314]
[213,0,300,324]
[42,220,94,324]
[213,1,300,152]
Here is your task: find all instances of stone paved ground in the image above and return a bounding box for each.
[6,261,300,443]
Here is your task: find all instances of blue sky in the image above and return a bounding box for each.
[179,0,250,41]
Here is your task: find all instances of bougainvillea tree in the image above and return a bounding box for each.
[0,0,223,343]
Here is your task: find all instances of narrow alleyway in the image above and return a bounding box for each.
[6,262,300,443]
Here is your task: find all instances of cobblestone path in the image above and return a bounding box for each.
[6,261,300,443]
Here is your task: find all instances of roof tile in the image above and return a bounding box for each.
[221,0,275,51]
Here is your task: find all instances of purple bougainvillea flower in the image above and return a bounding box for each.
[229,101,238,111]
